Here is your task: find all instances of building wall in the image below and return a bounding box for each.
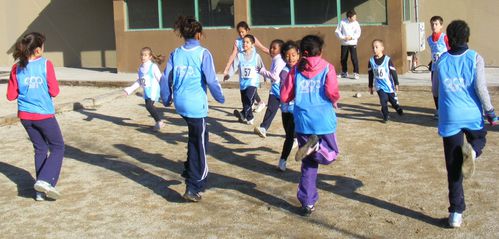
[114,0,407,74]
[0,0,116,68]
[418,0,499,67]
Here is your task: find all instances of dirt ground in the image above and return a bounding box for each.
[0,88,498,238]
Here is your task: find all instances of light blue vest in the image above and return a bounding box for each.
[172,46,208,118]
[428,33,448,71]
[293,65,336,134]
[280,66,294,113]
[16,57,55,115]
[437,50,483,137]
[370,55,396,93]
[238,50,260,90]
[236,38,244,53]
[138,63,160,101]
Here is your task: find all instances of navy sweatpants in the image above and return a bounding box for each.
[21,117,65,187]
[377,90,402,120]
[442,128,487,213]
[280,112,295,160]
[145,99,161,122]
[259,94,280,130]
[240,86,257,121]
[181,116,209,194]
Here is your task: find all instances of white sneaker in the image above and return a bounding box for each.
[278,159,287,171]
[254,102,266,113]
[246,119,254,125]
[34,180,60,200]
[461,141,476,179]
[35,192,45,201]
[448,212,463,228]
[295,135,320,161]
[153,121,165,131]
[254,127,267,138]
[292,138,298,149]
[353,73,360,80]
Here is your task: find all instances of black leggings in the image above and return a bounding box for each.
[145,99,161,122]
[280,112,295,160]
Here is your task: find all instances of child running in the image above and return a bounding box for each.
[7,32,65,201]
[223,21,269,113]
[281,35,340,216]
[224,34,265,125]
[433,20,497,228]
[124,47,165,131]
[160,16,225,202]
[254,39,286,138]
[368,39,404,123]
[427,16,450,119]
[277,40,300,172]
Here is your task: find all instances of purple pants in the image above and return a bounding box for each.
[296,133,339,206]
[21,117,65,187]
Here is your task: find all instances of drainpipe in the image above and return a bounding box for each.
[415,0,419,22]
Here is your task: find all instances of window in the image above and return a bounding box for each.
[340,0,387,24]
[249,0,386,26]
[403,0,415,22]
[127,0,159,29]
[126,0,234,30]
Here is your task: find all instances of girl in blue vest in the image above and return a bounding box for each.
[281,35,341,216]
[124,47,164,131]
[277,40,300,172]
[160,16,225,202]
[427,16,450,119]
[224,34,265,125]
[368,39,404,122]
[7,32,65,201]
[433,20,497,228]
[223,21,269,113]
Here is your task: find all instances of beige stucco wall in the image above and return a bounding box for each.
[0,0,116,68]
[418,0,499,67]
[114,0,407,74]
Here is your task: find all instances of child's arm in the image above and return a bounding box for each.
[352,21,361,41]
[7,64,19,101]
[160,52,175,106]
[124,67,141,95]
[223,55,239,82]
[388,59,399,91]
[46,60,60,97]
[153,63,162,82]
[325,64,340,104]
[368,61,374,94]
[474,54,497,124]
[202,50,225,104]
[259,58,286,83]
[223,41,238,75]
[334,21,345,40]
[280,67,296,103]
[254,37,270,55]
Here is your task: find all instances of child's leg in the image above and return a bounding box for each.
[297,150,319,207]
[280,112,295,160]
[22,118,65,187]
[463,128,487,157]
[313,133,340,165]
[182,116,209,194]
[387,92,403,115]
[259,94,280,130]
[443,131,466,213]
[340,46,349,74]
[145,99,161,122]
[431,71,439,110]
[242,87,257,121]
[377,90,389,120]
[350,46,359,74]
[254,90,261,104]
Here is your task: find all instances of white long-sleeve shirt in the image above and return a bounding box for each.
[335,18,361,46]
[124,60,162,95]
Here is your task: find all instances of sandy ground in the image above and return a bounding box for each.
[0,88,498,238]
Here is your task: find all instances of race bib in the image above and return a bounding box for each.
[241,66,257,80]
[139,78,149,87]
[374,67,387,78]
[432,53,441,63]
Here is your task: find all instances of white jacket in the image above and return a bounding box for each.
[335,18,361,46]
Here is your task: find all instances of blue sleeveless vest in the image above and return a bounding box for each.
[16,57,55,115]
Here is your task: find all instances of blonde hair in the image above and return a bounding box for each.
[141,47,164,65]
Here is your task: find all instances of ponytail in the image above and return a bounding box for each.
[13,32,46,68]
[173,16,203,39]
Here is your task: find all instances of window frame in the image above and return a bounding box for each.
[125,0,234,31]
[248,0,388,28]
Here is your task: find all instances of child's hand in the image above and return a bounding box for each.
[395,85,399,92]
[369,87,373,95]
[485,109,498,126]
[223,74,230,82]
